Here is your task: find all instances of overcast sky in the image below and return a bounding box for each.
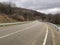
[0,0,60,14]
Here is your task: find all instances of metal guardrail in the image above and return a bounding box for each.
[0,22,25,26]
[48,22,60,32]
[0,21,35,27]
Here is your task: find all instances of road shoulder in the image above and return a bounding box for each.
[46,23,60,45]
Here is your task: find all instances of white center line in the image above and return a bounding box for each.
[43,24,48,45]
[0,23,39,39]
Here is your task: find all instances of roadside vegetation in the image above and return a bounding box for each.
[0,2,60,25]
[0,2,45,23]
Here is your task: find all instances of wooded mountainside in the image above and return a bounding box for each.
[46,14,60,24]
[0,3,45,22]
[0,3,60,24]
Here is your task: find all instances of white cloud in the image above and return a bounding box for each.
[20,0,28,2]
[0,0,60,14]
[0,0,60,10]
[0,0,9,2]
[37,8,60,14]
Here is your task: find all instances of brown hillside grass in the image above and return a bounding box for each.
[0,14,16,23]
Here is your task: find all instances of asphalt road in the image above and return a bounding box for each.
[0,21,53,45]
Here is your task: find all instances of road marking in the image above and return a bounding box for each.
[0,22,39,39]
[43,24,48,45]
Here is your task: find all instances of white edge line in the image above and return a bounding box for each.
[43,24,48,45]
[0,22,38,39]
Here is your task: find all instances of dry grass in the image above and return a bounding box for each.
[0,14,16,23]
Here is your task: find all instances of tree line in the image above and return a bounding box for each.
[0,2,60,24]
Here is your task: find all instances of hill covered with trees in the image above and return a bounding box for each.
[0,2,60,24]
[0,3,45,23]
[46,13,60,24]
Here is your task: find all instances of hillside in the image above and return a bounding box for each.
[46,13,60,24]
[0,3,60,24]
[0,3,45,23]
